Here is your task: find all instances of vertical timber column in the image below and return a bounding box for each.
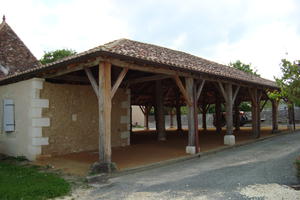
[271,100,279,133]
[201,104,207,130]
[176,91,182,132]
[224,83,235,145]
[251,88,260,138]
[234,100,241,131]
[186,77,196,154]
[155,80,166,141]
[98,61,112,172]
[215,95,222,134]
[144,106,150,130]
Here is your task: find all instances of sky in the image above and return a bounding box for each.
[1,0,300,80]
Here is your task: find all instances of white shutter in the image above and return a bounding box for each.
[3,99,15,132]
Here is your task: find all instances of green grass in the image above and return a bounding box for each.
[0,161,71,200]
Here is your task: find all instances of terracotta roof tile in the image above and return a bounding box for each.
[0,21,40,78]
[0,38,277,88]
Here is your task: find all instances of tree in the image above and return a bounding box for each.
[40,49,77,65]
[269,59,300,130]
[275,59,300,105]
[229,60,260,77]
[229,60,260,111]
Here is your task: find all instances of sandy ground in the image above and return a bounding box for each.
[239,184,300,200]
[53,131,300,200]
[36,126,289,176]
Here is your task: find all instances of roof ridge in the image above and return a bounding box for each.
[102,38,128,49]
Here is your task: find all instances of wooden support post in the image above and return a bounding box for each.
[169,108,174,128]
[200,104,209,130]
[175,91,182,132]
[145,106,150,130]
[218,83,240,145]
[97,61,113,172]
[186,77,196,154]
[215,95,222,134]
[234,100,241,131]
[271,99,279,133]
[225,84,233,135]
[155,80,166,141]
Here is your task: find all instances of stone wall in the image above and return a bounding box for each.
[40,82,130,156]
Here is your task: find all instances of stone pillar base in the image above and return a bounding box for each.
[186,146,196,154]
[224,135,235,145]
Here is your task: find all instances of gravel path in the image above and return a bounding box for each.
[59,132,300,200]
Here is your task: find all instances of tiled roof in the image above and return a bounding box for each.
[0,20,40,78]
[0,37,277,88]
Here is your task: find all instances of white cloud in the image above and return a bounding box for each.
[0,0,130,58]
[210,20,300,80]
[1,0,300,82]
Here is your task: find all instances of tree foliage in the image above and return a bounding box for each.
[40,49,77,65]
[274,59,300,105]
[229,60,260,77]
[229,60,260,111]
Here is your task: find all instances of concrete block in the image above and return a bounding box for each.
[120,116,129,124]
[31,78,44,89]
[31,108,42,118]
[32,118,50,127]
[32,89,40,99]
[32,137,49,146]
[31,99,49,108]
[186,146,196,154]
[31,127,42,137]
[224,135,235,145]
[120,131,129,139]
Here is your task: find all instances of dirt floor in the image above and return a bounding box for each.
[34,126,291,176]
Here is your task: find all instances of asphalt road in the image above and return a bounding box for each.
[79,132,300,200]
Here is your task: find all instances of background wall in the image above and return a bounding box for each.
[41,82,130,156]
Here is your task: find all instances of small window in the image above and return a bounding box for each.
[3,99,15,132]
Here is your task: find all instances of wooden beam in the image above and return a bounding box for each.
[139,105,146,115]
[232,85,240,103]
[260,99,268,112]
[126,74,170,85]
[196,80,205,101]
[173,75,192,106]
[45,58,102,78]
[218,82,228,102]
[98,61,112,167]
[111,67,128,99]
[48,75,89,83]
[84,67,99,98]
[106,58,274,90]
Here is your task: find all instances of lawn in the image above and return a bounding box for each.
[0,161,71,200]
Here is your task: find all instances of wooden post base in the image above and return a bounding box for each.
[89,162,117,174]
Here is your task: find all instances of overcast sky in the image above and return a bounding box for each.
[1,0,300,80]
